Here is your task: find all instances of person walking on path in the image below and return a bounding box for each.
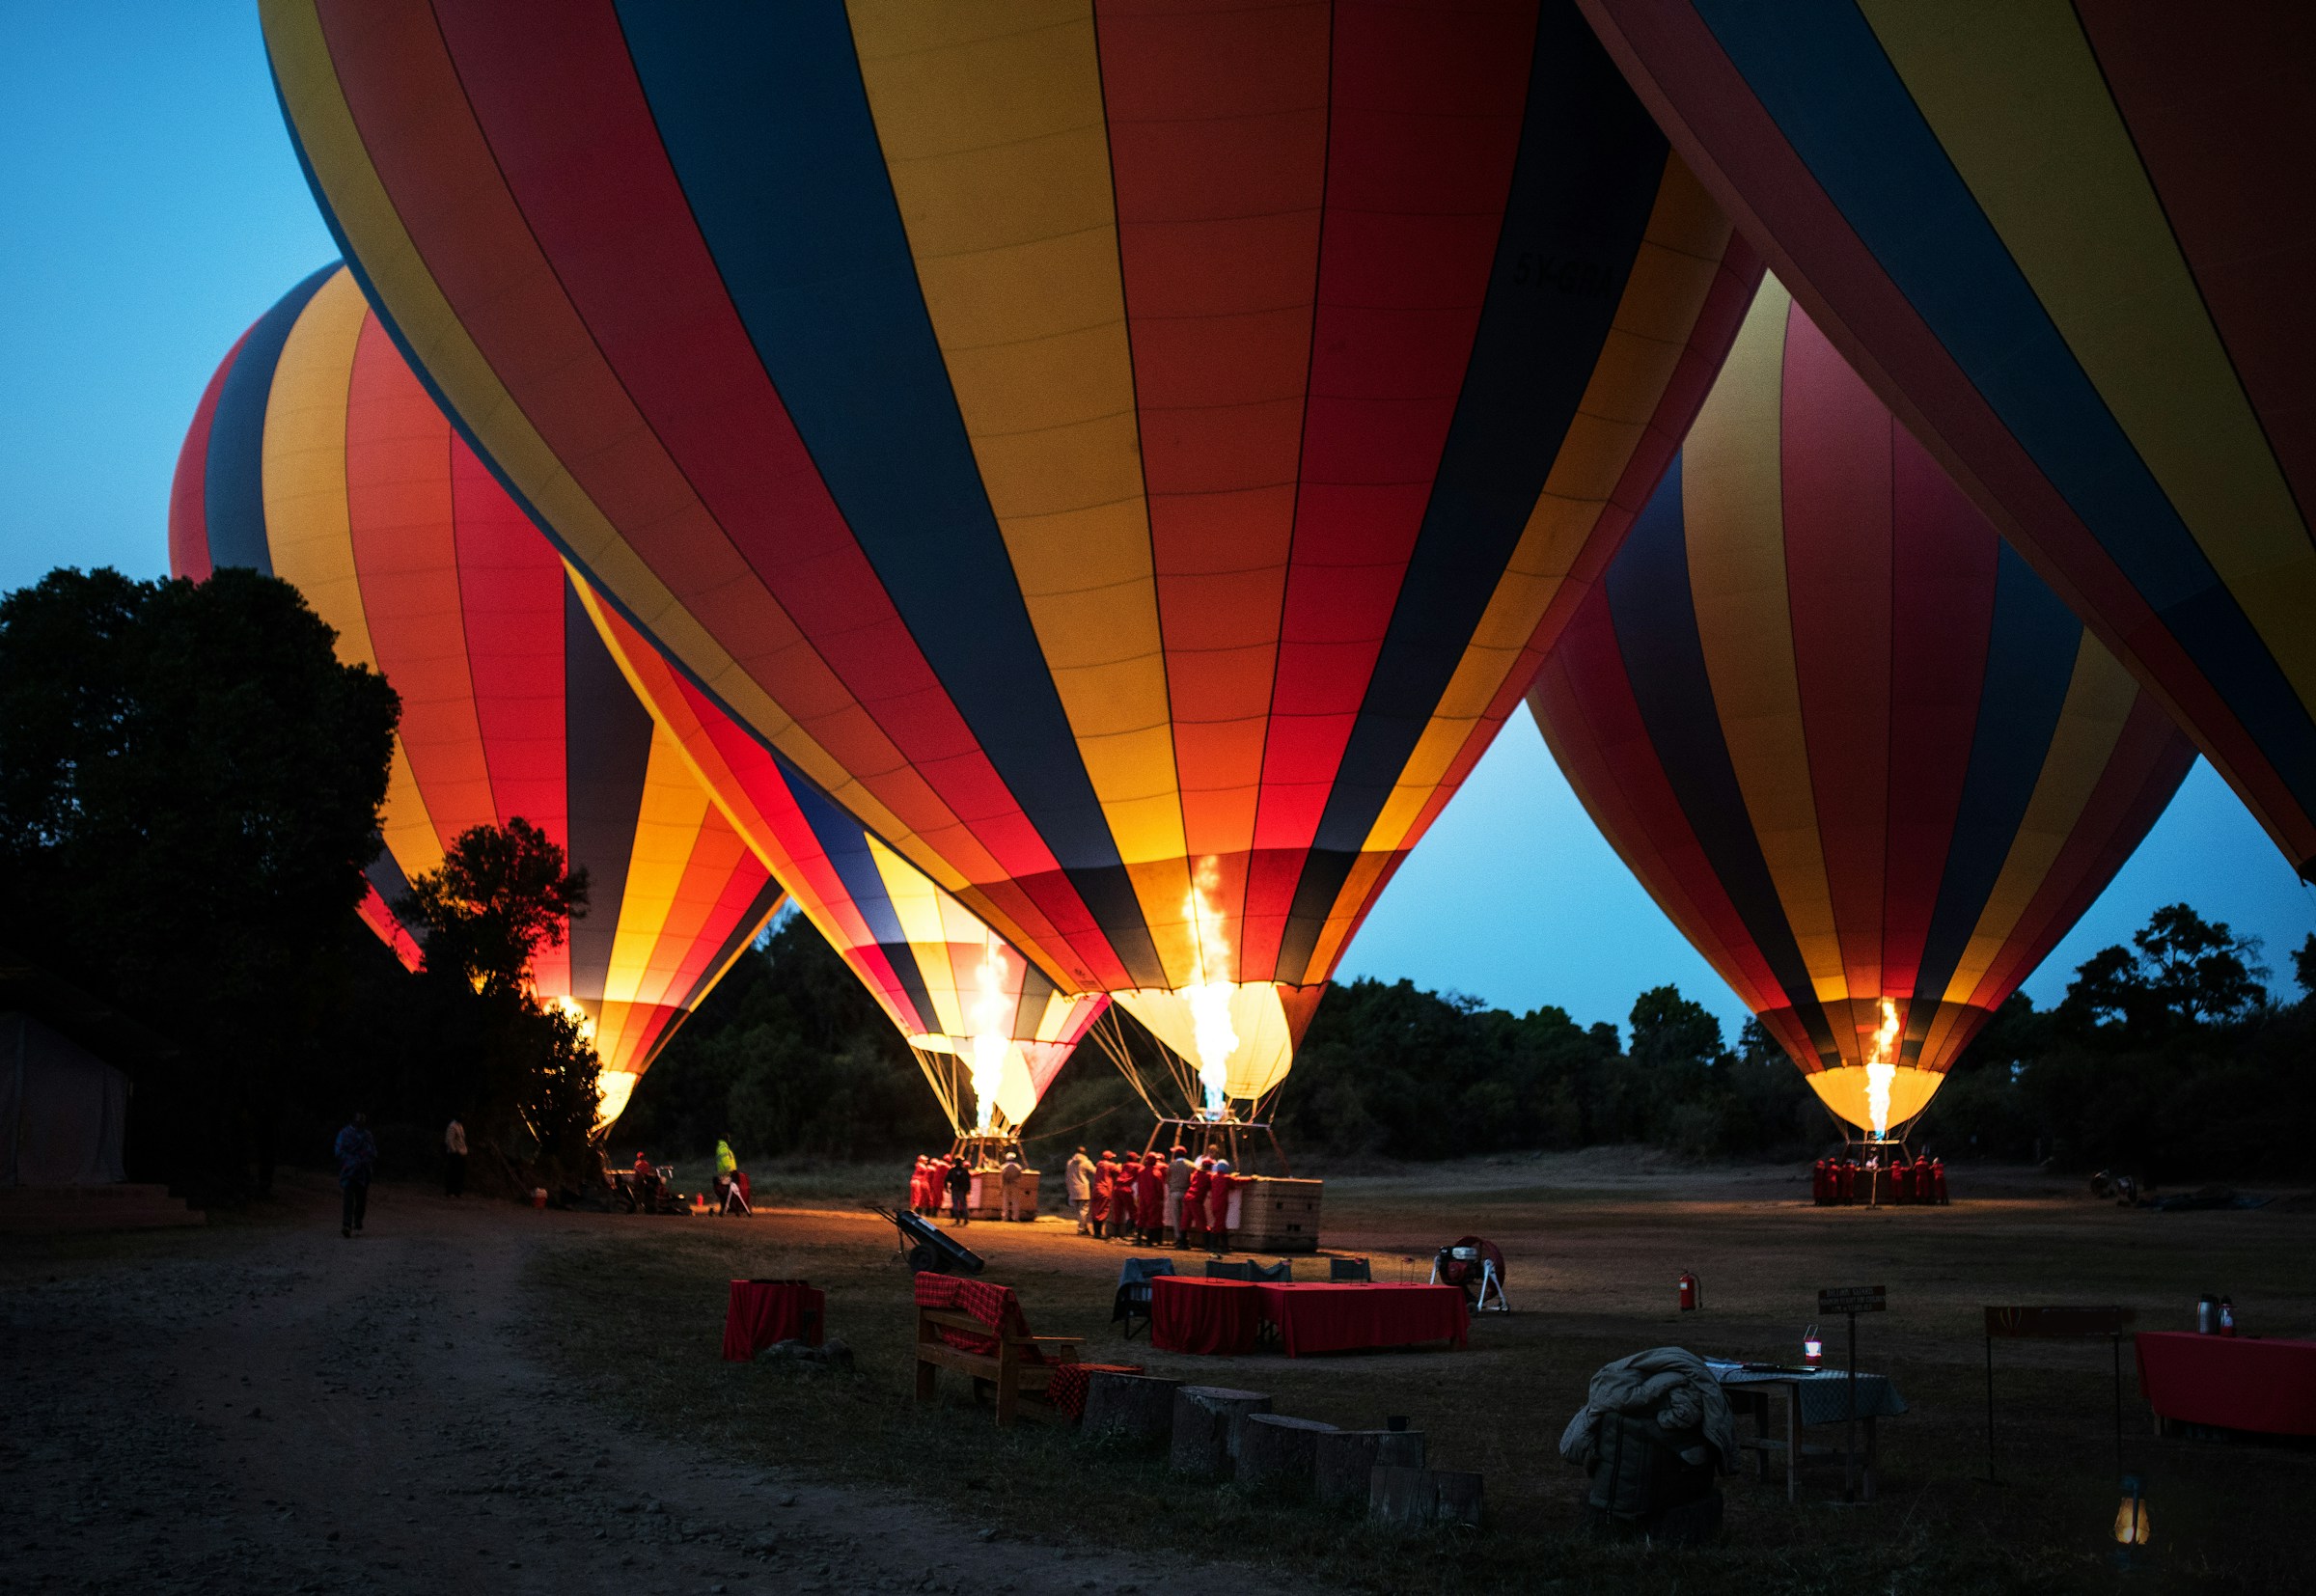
[945,1155,974,1226]
[443,1117,467,1197]
[1065,1145,1094,1234]
[335,1113,377,1239]
[1000,1147,1026,1221]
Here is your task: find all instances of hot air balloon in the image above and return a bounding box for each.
[262,0,1762,1126]
[578,586,1105,1149]
[169,265,787,1128]
[1527,278,2197,1139]
[1577,1,2316,878]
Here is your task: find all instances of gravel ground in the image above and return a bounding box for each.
[0,1175,1304,1596]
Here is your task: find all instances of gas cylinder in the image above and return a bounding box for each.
[1678,1271,1700,1311]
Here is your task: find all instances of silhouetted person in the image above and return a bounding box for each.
[443,1117,467,1197]
[946,1156,973,1225]
[335,1113,376,1239]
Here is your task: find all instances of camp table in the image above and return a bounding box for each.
[1708,1361,1908,1501]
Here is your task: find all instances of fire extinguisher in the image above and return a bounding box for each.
[1678,1270,1701,1311]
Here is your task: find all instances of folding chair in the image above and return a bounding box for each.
[1111,1256,1175,1339]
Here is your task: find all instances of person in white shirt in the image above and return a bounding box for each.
[1065,1145,1095,1233]
[443,1117,468,1197]
[1000,1148,1027,1221]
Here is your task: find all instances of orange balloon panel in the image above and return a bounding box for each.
[170,265,786,1104]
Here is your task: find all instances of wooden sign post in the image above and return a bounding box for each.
[1818,1285,1887,1500]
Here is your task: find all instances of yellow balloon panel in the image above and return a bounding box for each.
[1806,1068,1944,1138]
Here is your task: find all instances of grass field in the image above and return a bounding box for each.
[528,1150,2316,1595]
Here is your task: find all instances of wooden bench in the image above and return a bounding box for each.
[913,1297,1082,1427]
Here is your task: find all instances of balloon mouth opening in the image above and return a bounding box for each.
[593,1068,639,1133]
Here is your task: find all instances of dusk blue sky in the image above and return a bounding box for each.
[7,6,2310,1045]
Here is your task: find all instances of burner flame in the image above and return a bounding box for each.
[968,939,1011,1133]
[1864,998,1901,1138]
[1181,861,1236,1117]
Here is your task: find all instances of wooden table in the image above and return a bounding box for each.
[1710,1363,1907,1501]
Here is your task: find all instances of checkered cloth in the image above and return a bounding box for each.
[1045,1362,1144,1420]
[1710,1362,1908,1424]
[913,1272,1032,1357]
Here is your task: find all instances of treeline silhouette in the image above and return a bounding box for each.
[633,902,2315,1184]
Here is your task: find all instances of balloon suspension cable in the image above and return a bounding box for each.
[1089,1008,1182,1121]
[908,1043,968,1139]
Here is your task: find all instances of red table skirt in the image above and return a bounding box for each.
[722,1279,826,1362]
[2136,1331,2316,1435]
[1150,1276,1260,1355]
[1046,1362,1144,1419]
[1253,1283,1469,1358]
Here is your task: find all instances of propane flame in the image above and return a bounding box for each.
[1182,862,1237,1117]
[967,939,1011,1134]
[1864,997,1901,1138]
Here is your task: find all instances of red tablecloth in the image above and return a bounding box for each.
[1150,1276,1260,1355]
[2136,1331,2316,1435]
[1252,1282,1469,1358]
[722,1279,826,1362]
[1046,1362,1144,1419]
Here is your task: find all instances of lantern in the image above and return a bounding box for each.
[2112,1476,2152,1547]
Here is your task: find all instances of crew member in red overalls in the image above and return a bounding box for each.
[1183,1158,1213,1251]
[1135,1152,1166,1246]
[1106,1154,1139,1239]
[1206,1157,1235,1252]
[1837,1158,1858,1204]
[1090,1152,1118,1240]
[1811,1159,1830,1205]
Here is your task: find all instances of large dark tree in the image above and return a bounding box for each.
[401,821,600,1187]
[0,566,399,1196]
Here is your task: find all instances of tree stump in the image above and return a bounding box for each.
[1236,1414,1337,1497]
[1367,1464,1434,1527]
[1312,1429,1428,1508]
[1169,1386,1272,1477]
[1432,1470,1484,1528]
[1082,1372,1181,1445]
[1368,1464,1484,1529]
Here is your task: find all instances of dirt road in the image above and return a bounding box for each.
[0,1179,1255,1596]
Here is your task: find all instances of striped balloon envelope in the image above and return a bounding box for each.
[579,591,1105,1139]
[1578,0,2316,878]
[1528,278,2196,1136]
[169,265,787,1126]
[262,0,1762,1115]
